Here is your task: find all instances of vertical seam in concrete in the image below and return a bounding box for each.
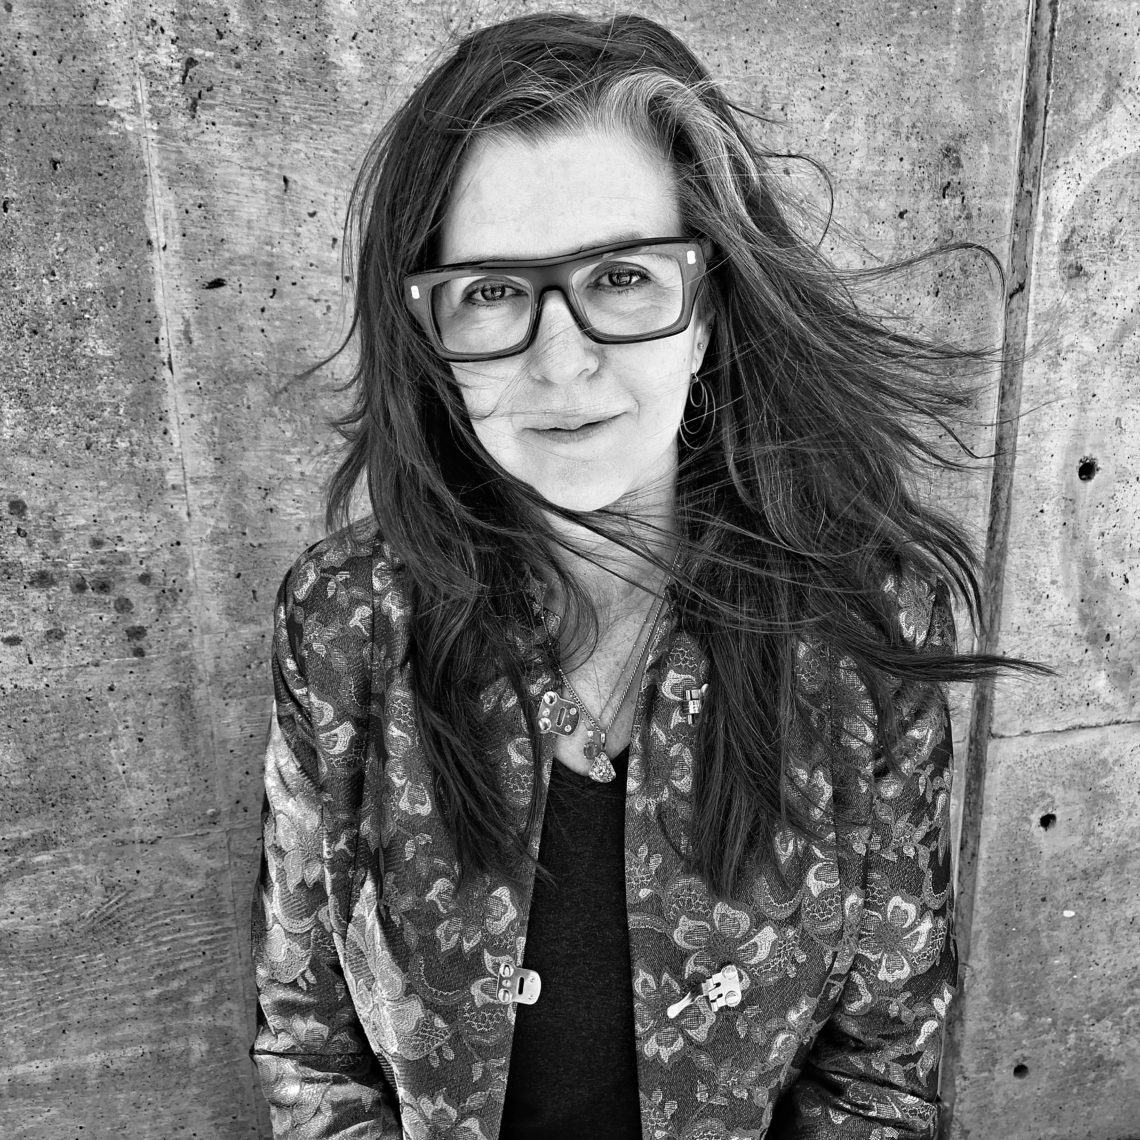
[127,10,222,846]
[127,8,261,1129]
[939,0,1059,1134]
[126,11,187,521]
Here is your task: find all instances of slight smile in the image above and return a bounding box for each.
[527,414,623,442]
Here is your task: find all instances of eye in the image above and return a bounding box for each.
[594,264,649,290]
[462,278,523,305]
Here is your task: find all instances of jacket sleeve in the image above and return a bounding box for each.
[250,557,402,1139]
[775,578,959,1139]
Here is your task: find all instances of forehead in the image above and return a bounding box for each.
[438,127,682,264]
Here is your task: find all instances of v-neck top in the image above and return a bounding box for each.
[498,744,641,1139]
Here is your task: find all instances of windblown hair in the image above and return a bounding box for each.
[310,11,1032,900]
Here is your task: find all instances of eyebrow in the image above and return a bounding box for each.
[449,230,651,264]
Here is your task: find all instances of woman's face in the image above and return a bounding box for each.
[438,127,710,513]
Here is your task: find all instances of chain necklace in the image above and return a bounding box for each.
[538,555,677,783]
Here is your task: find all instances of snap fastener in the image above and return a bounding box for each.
[496,962,542,1005]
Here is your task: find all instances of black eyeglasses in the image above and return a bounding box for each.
[403,236,707,362]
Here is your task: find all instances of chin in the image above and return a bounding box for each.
[534,480,625,513]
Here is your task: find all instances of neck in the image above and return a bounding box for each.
[538,481,679,622]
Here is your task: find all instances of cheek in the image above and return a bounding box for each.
[629,349,694,421]
[450,366,514,422]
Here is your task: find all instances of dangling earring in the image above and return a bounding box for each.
[679,372,715,449]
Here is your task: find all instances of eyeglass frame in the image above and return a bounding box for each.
[402,236,708,363]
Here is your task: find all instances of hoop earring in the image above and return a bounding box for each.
[679,372,715,449]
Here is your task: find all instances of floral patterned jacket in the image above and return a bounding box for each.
[250,526,959,1140]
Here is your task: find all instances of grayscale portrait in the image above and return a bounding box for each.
[2,5,1136,1140]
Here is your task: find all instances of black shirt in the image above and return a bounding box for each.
[498,744,642,1139]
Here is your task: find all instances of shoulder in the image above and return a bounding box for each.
[795,561,955,692]
[273,520,408,679]
[277,521,378,610]
[880,561,957,656]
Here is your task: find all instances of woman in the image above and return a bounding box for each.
[250,12,1021,1139]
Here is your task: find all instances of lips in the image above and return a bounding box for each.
[535,414,616,430]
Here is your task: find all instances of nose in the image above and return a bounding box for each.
[528,288,598,383]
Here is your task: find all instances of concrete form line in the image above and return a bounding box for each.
[124,5,229,926]
[990,716,1140,741]
[939,0,1060,1134]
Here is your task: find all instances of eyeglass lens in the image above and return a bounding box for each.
[430,245,687,355]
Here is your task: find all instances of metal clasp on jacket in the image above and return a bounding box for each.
[682,682,708,725]
[666,964,740,1018]
[537,691,579,736]
[497,962,542,1005]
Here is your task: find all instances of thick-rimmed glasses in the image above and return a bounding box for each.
[403,237,707,363]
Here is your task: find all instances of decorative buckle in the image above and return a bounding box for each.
[682,683,708,725]
[537,690,580,736]
[666,964,740,1019]
[496,962,542,1005]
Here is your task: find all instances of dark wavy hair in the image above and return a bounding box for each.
[306,11,1039,900]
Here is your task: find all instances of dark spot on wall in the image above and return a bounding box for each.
[1039,813,1056,830]
[1013,1063,1029,1078]
[138,572,153,586]
[131,646,147,658]
[90,536,106,549]
[71,575,89,594]
[1078,457,1098,481]
[203,278,227,289]
[91,578,113,595]
[125,626,147,642]
[181,56,199,84]
[113,596,134,614]
[8,499,27,518]
[1064,260,1086,278]
[29,569,56,588]
[45,628,66,642]
[2,635,22,646]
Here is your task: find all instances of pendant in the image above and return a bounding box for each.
[583,728,616,783]
[582,726,606,761]
[588,754,617,783]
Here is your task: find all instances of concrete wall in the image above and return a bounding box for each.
[0,1,1134,1137]
[940,1,1140,1136]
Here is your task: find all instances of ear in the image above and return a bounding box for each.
[691,308,715,374]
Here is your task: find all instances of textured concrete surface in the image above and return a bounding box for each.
[942,0,1140,1135]
[949,725,1140,1137]
[989,6,1139,738]
[2,0,1135,1137]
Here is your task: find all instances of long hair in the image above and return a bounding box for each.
[311,11,1036,900]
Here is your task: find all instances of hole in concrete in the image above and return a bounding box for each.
[1013,1064,1029,1079]
[1078,457,1098,481]
[1039,813,1056,831]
